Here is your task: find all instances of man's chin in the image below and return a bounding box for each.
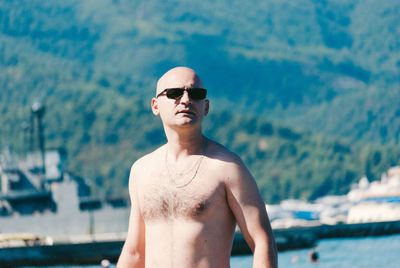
[174,118,199,127]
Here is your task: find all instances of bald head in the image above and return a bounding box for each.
[156,67,204,96]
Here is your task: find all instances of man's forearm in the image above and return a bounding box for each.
[252,241,278,268]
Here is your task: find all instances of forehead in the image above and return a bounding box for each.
[156,68,203,94]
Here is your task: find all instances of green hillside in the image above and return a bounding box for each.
[1,0,399,202]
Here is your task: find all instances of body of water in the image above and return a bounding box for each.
[22,234,400,268]
[232,234,400,268]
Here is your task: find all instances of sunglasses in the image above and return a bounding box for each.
[156,88,207,100]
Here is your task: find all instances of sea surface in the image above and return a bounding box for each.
[232,234,400,268]
[22,234,400,268]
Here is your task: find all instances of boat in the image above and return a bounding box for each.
[0,100,131,237]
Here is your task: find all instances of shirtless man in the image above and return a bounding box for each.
[117,67,277,268]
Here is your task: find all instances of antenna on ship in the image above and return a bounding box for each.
[29,96,46,189]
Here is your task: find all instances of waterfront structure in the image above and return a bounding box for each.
[0,101,130,237]
[0,147,130,236]
[267,195,350,228]
[266,166,400,226]
[347,166,400,223]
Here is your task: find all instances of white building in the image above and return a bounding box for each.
[347,166,400,223]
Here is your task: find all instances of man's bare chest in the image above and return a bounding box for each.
[138,175,225,221]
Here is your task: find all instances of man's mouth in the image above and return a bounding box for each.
[177,109,195,115]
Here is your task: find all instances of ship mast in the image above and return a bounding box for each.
[30,99,46,189]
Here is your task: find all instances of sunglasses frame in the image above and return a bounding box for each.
[156,88,207,100]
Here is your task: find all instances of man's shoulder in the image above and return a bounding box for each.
[206,139,254,187]
[130,145,166,173]
[207,140,244,169]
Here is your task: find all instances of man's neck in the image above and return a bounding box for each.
[164,127,206,160]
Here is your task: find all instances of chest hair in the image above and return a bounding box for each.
[140,184,210,221]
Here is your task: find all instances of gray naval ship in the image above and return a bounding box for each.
[0,100,130,238]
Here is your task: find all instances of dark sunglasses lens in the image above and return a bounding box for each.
[165,88,207,100]
[166,88,184,99]
[187,88,207,100]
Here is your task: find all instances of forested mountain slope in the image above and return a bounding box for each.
[1,0,399,202]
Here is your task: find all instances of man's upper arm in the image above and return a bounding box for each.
[117,163,145,267]
[224,155,277,266]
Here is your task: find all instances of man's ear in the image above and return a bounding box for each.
[151,98,160,115]
[204,99,210,116]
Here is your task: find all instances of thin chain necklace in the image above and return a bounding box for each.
[165,138,208,188]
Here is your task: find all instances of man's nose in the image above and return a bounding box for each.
[179,90,192,103]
